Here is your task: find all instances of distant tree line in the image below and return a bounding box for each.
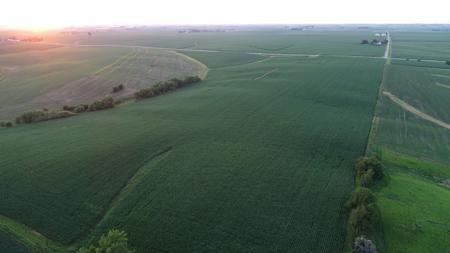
[1,76,202,128]
[10,97,115,126]
[15,109,75,124]
[135,76,201,99]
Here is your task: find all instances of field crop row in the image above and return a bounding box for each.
[0,55,384,252]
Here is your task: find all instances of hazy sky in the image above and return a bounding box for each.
[2,0,450,29]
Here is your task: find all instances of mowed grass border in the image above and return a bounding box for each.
[0,215,68,253]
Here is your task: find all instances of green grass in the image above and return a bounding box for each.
[376,172,450,253]
[0,230,31,253]
[0,215,67,253]
[0,55,384,252]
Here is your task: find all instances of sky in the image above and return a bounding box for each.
[1,0,450,30]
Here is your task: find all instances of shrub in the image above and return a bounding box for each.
[15,110,75,124]
[88,97,114,111]
[135,88,155,99]
[74,105,87,113]
[346,188,375,210]
[0,121,13,128]
[77,229,134,253]
[360,40,369,44]
[134,76,202,100]
[355,156,383,186]
[62,105,76,112]
[347,203,377,239]
[112,84,125,93]
[352,236,378,253]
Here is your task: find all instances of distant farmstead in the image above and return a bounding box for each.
[360,33,388,46]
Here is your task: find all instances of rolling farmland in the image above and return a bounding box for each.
[0,35,384,252]
[2,26,449,253]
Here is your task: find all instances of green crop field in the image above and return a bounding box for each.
[0,46,205,120]
[3,27,449,253]
[370,31,450,253]
[41,28,385,57]
[391,31,450,61]
[0,37,384,252]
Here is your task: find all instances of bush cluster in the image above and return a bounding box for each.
[88,97,115,111]
[15,109,75,124]
[135,76,201,99]
[112,84,125,93]
[346,188,378,244]
[63,104,89,112]
[355,156,383,187]
[77,229,134,253]
[0,121,13,128]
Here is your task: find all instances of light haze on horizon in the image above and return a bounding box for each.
[1,0,450,29]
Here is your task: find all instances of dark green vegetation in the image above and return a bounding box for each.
[346,188,378,241]
[15,109,75,124]
[134,76,201,99]
[77,230,134,253]
[0,51,384,252]
[355,156,384,187]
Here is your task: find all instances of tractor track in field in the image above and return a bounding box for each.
[435,82,450,89]
[254,68,278,80]
[382,90,450,130]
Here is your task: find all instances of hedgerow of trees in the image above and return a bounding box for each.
[346,155,384,252]
[15,109,75,124]
[77,229,134,253]
[135,76,201,99]
[6,76,202,127]
[0,121,13,128]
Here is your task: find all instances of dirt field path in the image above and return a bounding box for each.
[254,68,278,80]
[382,91,450,130]
[435,82,450,89]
